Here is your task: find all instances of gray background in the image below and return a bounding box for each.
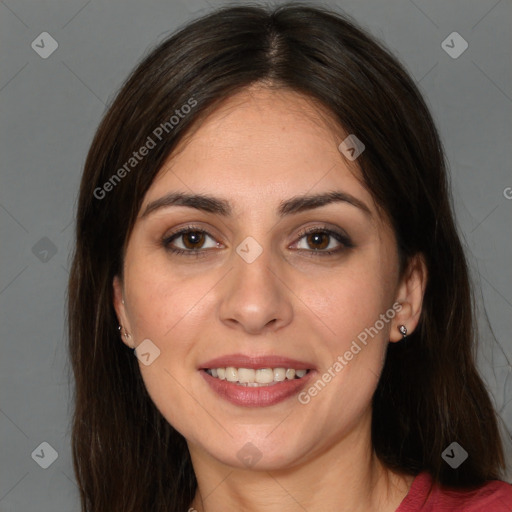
[1,0,511,510]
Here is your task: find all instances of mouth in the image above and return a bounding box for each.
[198,354,316,407]
[203,367,310,386]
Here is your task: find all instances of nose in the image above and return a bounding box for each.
[218,248,294,335]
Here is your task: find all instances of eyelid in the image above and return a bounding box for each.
[163,223,220,242]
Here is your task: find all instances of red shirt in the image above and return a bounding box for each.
[396,472,512,511]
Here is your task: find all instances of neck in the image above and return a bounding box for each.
[188,413,413,512]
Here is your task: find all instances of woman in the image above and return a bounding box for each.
[68,3,511,511]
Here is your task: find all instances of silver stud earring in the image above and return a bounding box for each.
[398,325,407,340]
[118,325,131,339]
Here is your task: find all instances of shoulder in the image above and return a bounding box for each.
[397,471,512,511]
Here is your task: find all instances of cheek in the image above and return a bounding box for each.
[297,251,395,408]
[123,249,216,342]
[296,276,392,425]
[301,259,393,348]
[122,257,217,435]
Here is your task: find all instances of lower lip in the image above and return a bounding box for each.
[200,370,315,407]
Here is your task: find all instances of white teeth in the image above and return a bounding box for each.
[255,368,274,384]
[273,368,286,381]
[225,367,238,382]
[285,369,295,380]
[205,366,309,384]
[238,368,255,383]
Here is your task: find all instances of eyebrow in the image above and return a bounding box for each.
[141,190,372,219]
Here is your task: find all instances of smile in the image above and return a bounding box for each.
[204,367,309,386]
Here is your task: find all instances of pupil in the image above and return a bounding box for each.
[307,232,328,250]
[184,232,204,249]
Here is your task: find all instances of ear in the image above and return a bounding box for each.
[389,253,428,342]
[113,275,134,348]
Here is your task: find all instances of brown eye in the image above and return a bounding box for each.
[305,232,329,250]
[294,227,354,256]
[163,227,220,256]
[182,231,206,249]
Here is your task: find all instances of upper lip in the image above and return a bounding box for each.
[199,353,315,370]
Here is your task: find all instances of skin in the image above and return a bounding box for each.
[113,85,427,512]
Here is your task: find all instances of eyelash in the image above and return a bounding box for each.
[162,224,354,258]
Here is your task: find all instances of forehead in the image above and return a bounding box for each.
[143,86,376,219]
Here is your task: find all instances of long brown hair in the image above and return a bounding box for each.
[68,3,506,510]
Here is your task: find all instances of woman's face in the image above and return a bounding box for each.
[114,86,424,471]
